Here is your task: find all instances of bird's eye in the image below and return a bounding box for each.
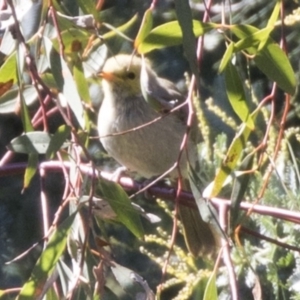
[126,72,136,80]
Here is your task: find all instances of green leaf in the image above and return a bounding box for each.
[23,153,38,189]
[0,86,38,114]
[219,42,234,73]
[76,0,99,22]
[230,25,296,95]
[111,262,154,298]
[46,125,71,159]
[17,212,76,300]
[203,271,218,300]
[138,20,216,53]
[254,43,295,95]
[230,154,254,233]
[8,131,68,154]
[52,28,90,55]
[44,37,64,91]
[101,14,138,43]
[209,123,251,197]
[224,62,254,129]
[20,91,34,132]
[59,57,85,129]
[0,52,17,85]
[175,0,200,86]
[73,59,91,104]
[99,179,144,239]
[134,8,153,50]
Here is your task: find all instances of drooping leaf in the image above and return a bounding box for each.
[17,212,76,300]
[224,62,254,129]
[44,37,64,91]
[98,179,144,239]
[23,153,38,189]
[59,57,85,129]
[230,154,254,233]
[206,123,252,198]
[20,90,34,133]
[219,42,234,73]
[175,0,200,86]
[203,270,218,300]
[46,125,71,159]
[73,59,91,104]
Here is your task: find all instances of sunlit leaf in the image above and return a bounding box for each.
[76,0,99,22]
[0,85,38,114]
[230,24,296,95]
[134,8,153,50]
[208,123,251,197]
[23,153,38,189]
[203,271,218,300]
[46,125,71,159]
[219,42,234,73]
[111,262,154,299]
[98,179,144,239]
[73,59,91,103]
[17,212,76,300]
[224,62,254,129]
[0,52,17,84]
[20,90,34,132]
[52,28,90,55]
[254,43,295,95]
[138,20,216,53]
[59,57,85,129]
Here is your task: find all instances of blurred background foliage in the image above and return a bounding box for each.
[0,0,300,299]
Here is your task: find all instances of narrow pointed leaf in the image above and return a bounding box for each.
[224,62,254,129]
[23,153,38,189]
[138,20,216,53]
[99,179,144,239]
[230,154,254,233]
[17,212,77,300]
[46,125,71,159]
[230,25,296,95]
[134,8,153,50]
[8,131,68,154]
[60,57,85,128]
[175,0,200,86]
[208,123,251,197]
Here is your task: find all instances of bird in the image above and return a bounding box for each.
[97,54,218,256]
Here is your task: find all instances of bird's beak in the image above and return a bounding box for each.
[99,71,115,81]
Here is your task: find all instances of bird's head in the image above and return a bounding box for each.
[100,54,148,98]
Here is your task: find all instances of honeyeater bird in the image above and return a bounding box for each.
[97,54,218,256]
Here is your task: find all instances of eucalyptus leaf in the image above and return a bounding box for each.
[98,179,144,239]
[46,125,71,159]
[138,20,215,53]
[8,131,69,155]
[224,62,254,129]
[0,86,38,114]
[17,212,76,300]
